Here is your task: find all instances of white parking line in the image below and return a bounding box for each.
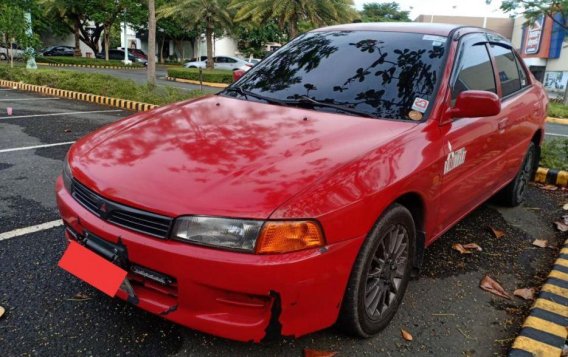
[0,220,63,242]
[0,141,75,153]
[0,89,13,91]
[0,97,60,102]
[0,109,122,120]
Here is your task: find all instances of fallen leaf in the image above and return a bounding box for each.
[479,274,511,299]
[401,328,413,341]
[532,239,548,248]
[463,243,483,252]
[489,227,505,239]
[452,243,472,254]
[303,349,337,357]
[0,305,4,318]
[67,292,91,301]
[64,129,72,133]
[513,288,536,300]
[555,221,568,233]
[541,184,559,191]
[563,203,568,211]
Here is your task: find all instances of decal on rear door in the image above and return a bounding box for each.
[444,146,467,174]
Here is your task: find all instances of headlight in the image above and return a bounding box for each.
[171,217,325,254]
[62,155,73,192]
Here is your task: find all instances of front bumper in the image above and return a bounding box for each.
[55,176,363,342]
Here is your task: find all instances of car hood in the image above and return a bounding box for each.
[70,96,415,219]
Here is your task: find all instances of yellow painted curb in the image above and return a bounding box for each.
[37,62,145,70]
[0,79,157,112]
[166,76,229,88]
[534,167,568,187]
[509,239,568,356]
[546,117,568,125]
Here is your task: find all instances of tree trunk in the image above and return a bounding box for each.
[147,0,156,87]
[104,23,110,61]
[206,24,213,69]
[9,39,13,68]
[159,36,165,64]
[74,19,82,57]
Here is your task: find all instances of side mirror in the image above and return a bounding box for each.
[233,69,246,82]
[450,90,501,118]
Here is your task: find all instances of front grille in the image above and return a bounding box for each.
[71,179,173,239]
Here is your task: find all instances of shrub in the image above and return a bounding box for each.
[548,102,568,119]
[0,66,204,105]
[37,56,144,68]
[167,68,233,84]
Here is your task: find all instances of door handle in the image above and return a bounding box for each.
[498,118,508,131]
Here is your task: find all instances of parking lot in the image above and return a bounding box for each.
[0,88,566,356]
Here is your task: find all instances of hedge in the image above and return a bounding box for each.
[167,68,233,84]
[0,66,204,105]
[37,56,145,68]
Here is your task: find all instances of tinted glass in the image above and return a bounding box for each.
[452,43,496,100]
[489,44,521,96]
[225,31,447,120]
[226,57,237,63]
[514,54,529,87]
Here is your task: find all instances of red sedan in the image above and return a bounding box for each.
[56,23,547,342]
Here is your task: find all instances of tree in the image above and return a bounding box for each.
[359,2,410,22]
[158,0,232,69]
[148,0,156,86]
[0,3,33,67]
[501,0,568,29]
[232,21,285,58]
[231,0,356,40]
[39,0,91,56]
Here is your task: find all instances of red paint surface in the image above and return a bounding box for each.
[56,23,548,342]
[58,241,127,297]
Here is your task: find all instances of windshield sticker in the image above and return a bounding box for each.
[423,35,446,42]
[444,147,467,174]
[408,110,423,121]
[411,98,429,113]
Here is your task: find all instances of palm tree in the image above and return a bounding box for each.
[158,0,232,69]
[231,0,356,40]
[148,0,156,87]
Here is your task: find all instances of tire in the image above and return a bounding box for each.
[495,142,537,207]
[338,204,415,337]
[0,53,6,61]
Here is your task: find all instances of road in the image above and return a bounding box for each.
[39,64,221,93]
[546,122,568,139]
[0,89,566,356]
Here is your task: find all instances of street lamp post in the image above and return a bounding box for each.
[123,11,130,65]
[25,12,36,70]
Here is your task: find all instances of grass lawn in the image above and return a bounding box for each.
[541,138,568,171]
[548,102,568,118]
[0,65,205,106]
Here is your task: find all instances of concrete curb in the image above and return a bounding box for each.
[165,76,229,88]
[535,167,568,187]
[37,62,145,70]
[0,79,157,112]
[509,240,568,356]
[547,117,568,125]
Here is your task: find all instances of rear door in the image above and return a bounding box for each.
[436,33,505,232]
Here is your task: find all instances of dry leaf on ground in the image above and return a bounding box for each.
[541,185,559,191]
[513,288,536,300]
[67,292,91,301]
[0,305,5,318]
[401,328,413,341]
[463,243,483,252]
[563,203,568,211]
[479,275,511,299]
[555,221,568,233]
[452,243,472,254]
[532,239,548,248]
[303,349,337,357]
[489,227,505,239]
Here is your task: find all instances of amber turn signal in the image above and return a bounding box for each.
[255,221,325,254]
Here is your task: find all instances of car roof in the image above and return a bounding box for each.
[312,22,497,38]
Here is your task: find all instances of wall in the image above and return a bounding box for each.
[40,32,95,57]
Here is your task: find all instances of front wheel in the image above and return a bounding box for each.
[495,142,537,207]
[338,204,415,337]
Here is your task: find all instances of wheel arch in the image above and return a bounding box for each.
[393,192,426,277]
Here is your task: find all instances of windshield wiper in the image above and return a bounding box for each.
[223,87,287,106]
[290,95,377,119]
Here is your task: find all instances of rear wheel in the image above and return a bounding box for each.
[495,142,537,207]
[0,53,6,61]
[338,204,415,337]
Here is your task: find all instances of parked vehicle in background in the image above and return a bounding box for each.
[0,44,25,61]
[95,49,147,65]
[56,23,547,343]
[183,55,252,71]
[40,46,75,57]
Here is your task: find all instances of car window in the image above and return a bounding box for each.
[214,57,224,63]
[514,53,529,88]
[489,44,521,97]
[228,31,448,120]
[225,57,237,63]
[452,43,496,101]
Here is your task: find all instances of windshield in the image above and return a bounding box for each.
[222,31,447,121]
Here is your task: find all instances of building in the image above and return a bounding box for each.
[414,15,514,39]
[511,15,567,99]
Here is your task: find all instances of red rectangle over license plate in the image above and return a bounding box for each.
[58,241,127,297]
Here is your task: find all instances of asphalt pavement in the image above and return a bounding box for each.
[0,89,566,356]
